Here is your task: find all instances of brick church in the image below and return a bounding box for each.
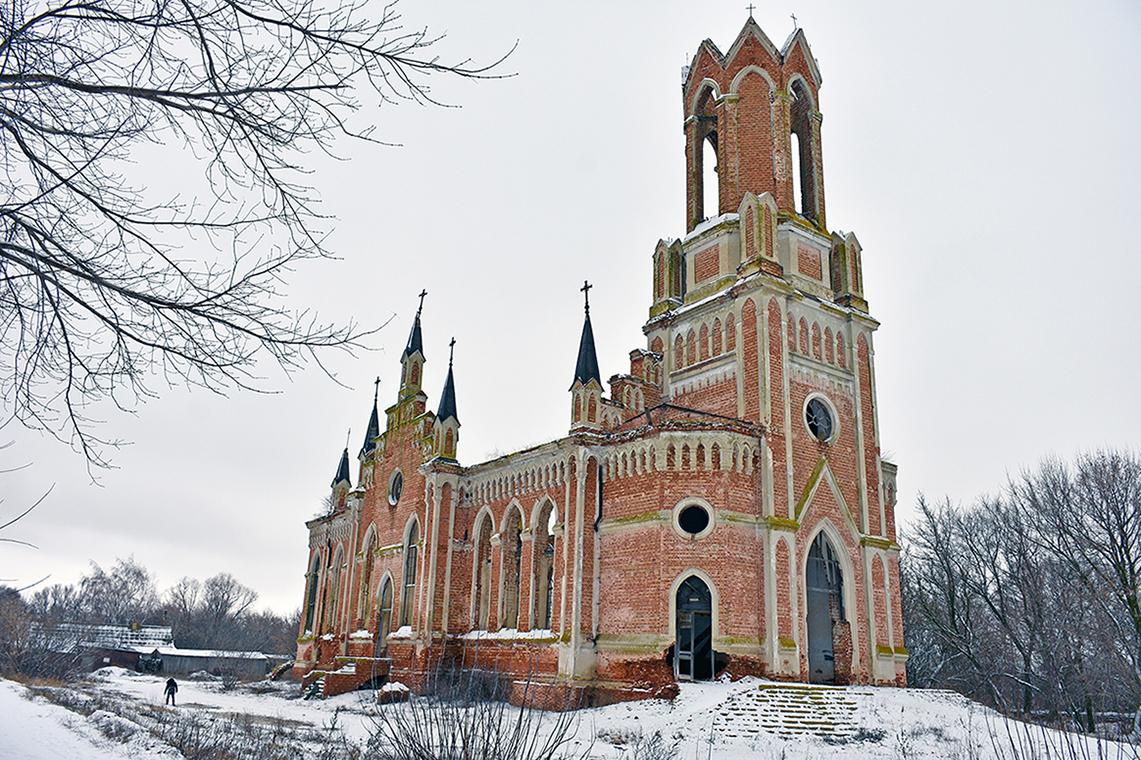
[294,17,906,702]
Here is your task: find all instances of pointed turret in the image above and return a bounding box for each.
[329,444,352,510]
[573,309,601,388]
[359,378,381,458]
[331,447,351,488]
[399,290,428,394]
[401,310,424,363]
[570,282,604,433]
[433,339,460,460]
[437,356,458,425]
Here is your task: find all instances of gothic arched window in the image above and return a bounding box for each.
[401,519,419,628]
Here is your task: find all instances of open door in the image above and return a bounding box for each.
[806,532,845,683]
[675,575,714,681]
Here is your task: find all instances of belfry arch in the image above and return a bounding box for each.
[689,84,721,225]
[789,76,821,222]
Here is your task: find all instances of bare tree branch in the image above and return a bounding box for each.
[1,0,511,466]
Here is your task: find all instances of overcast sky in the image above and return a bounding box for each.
[4,0,1140,616]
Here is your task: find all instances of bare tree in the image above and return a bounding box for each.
[77,556,159,625]
[903,450,1141,739]
[199,572,258,643]
[1,0,507,465]
[1010,450,1141,738]
[28,580,84,622]
[902,496,1007,707]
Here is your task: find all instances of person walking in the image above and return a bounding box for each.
[164,677,178,706]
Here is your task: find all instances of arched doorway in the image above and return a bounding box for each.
[675,575,714,681]
[806,531,845,683]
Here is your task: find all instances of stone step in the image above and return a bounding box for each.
[711,683,871,740]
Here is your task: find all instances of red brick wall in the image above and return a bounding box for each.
[742,298,759,422]
[797,243,822,281]
[857,335,881,536]
[671,376,739,417]
[694,246,719,283]
[775,537,793,644]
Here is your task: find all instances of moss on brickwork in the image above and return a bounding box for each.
[860,536,901,551]
[794,456,828,521]
[685,275,738,306]
[767,516,800,532]
[602,510,664,528]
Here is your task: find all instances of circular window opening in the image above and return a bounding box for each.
[678,504,711,536]
[806,397,834,442]
[388,471,403,506]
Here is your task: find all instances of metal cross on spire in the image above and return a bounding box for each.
[373,376,380,401]
[790,13,798,30]
[416,289,428,315]
[581,280,592,314]
[746,3,755,17]
[448,337,456,366]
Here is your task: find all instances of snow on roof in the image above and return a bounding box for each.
[28,623,174,652]
[682,212,740,244]
[148,648,267,660]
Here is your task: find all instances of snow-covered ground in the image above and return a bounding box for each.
[1,669,1136,759]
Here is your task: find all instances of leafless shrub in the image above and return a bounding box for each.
[364,650,588,760]
[596,728,679,760]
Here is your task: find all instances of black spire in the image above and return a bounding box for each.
[360,377,380,457]
[401,289,427,362]
[436,338,459,425]
[572,281,601,387]
[331,447,351,489]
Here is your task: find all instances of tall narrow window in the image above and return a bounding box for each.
[303,553,321,634]
[473,516,493,629]
[359,533,375,624]
[502,508,523,629]
[376,579,393,657]
[401,521,419,627]
[703,135,718,219]
[790,131,802,215]
[326,547,343,633]
[533,505,557,630]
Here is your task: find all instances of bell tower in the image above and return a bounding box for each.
[684,19,825,232]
